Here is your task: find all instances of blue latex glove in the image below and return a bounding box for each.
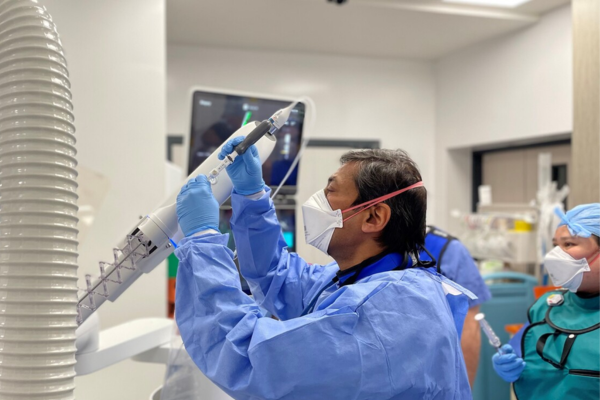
[492,344,526,383]
[218,136,264,195]
[176,175,219,237]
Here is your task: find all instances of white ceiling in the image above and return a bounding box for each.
[167,0,570,60]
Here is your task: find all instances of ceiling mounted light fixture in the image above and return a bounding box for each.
[442,0,533,8]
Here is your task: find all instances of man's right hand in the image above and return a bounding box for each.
[492,344,526,383]
[218,136,265,195]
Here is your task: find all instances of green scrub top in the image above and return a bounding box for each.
[513,290,600,400]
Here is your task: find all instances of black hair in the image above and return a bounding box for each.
[340,149,426,255]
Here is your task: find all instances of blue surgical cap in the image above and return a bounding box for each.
[555,203,600,238]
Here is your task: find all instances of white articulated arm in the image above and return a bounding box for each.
[77,122,276,324]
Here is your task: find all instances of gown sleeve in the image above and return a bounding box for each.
[175,234,363,400]
[230,189,337,320]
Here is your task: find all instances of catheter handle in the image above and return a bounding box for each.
[234,120,273,155]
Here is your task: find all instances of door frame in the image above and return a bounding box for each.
[471,139,571,211]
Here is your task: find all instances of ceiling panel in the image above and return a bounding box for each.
[167,0,570,60]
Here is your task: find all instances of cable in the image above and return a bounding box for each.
[271,96,317,199]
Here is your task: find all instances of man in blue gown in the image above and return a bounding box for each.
[422,226,492,385]
[174,141,474,400]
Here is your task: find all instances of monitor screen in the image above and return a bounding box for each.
[189,90,305,194]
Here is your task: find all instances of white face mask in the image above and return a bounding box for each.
[301,190,343,254]
[543,246,597,292]
[301,182,425,255]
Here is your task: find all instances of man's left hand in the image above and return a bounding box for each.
[176,175,220,237]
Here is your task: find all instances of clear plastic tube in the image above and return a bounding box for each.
[207,152,237,184]
[475,313,503,354]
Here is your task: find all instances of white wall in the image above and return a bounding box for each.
[42,1,167,399]
[168,45,437,251]
[434,5,572,230]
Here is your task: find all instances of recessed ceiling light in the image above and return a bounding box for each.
[442,0,533,8]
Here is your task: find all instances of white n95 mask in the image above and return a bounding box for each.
[302,190,343,254]
[543,246,597,292]
[301,182,424,255]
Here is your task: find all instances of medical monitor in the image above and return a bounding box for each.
[189,90,305,195]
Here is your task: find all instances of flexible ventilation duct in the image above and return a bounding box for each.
[0,0,78,398]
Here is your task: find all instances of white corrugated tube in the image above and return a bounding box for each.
[0,0,78,399]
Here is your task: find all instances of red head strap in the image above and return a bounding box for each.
[341,181,425,223]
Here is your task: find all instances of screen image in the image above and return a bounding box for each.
[189,91,305,193]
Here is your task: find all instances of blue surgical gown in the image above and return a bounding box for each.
[175,189,473,400]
